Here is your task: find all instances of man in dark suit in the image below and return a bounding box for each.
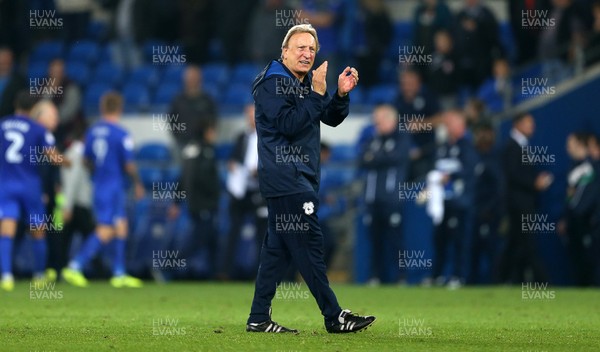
[0,47,25,118]
[220,104,267,280]
[499,112,553,284]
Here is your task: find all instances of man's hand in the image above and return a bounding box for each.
[312,61,328,96]
[338,66,359,97]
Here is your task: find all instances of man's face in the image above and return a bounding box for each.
[184,67,201,92]
[38,104,59,132]
[566,135,587,160]
[400,72,420,99]
[373,108,397,135]
[282,32,316,78]
[48,60,65,81]
[516,115,535,138]
[0,50,13,76]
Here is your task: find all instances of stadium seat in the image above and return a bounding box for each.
[86,20,109,42]
[30,41,64,63]
[221,84,253,106]
[215,143,233,161]
[230,63,261,86]
[92,63,124,87]
[65,62,90,87]
[378,60,398,84]
[28,62,48,79]
[67,40,100,66]
[161,65,185,86]
[202,63,230,87]
[203,82,221,101]
[163,166,181,183]
[330,145,357,163]
[126,65,161,88]
[98,44,113,64]
[366,84,397,105]
[83,83,113,113]
[138,166,165,189]
[122,83,151,112]
[142,39,169,63]
[350,86,365,105]
[153,83,181,105]
[136,142,172,163]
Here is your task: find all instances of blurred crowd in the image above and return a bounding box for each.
[1,0,600,286]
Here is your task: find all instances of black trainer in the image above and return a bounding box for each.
[326,309,376,333]
[246,308,298,333]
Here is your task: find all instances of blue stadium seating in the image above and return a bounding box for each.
[142,39,169,63]
[138,165,165,189]
[122,83,150,112]
[202,82,221,101]
[154,83,181,105]
[126,65,161,88]
[350,86,365,105]
[163,166,181,184]
[330,145,357,163]
[92,62,124,87]
[202,63,230,87]
[221,84,253,106]
[230,63,261,86]
[135,142,172,163]
[65,62,90,87]
[30,41,64,63]
[83,83,113,114]
[366,84,397,105]
[67,40,100,66]
[215,144,233,161]
[86,20,109,42]
[161,65,185,86]
[98,44,113,64]
[27,62,48,79]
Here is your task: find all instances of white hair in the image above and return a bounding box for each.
[281,24,320,53]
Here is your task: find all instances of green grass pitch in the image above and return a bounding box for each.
[2,282,599,351]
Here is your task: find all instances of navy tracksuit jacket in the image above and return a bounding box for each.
[248,60,350,325]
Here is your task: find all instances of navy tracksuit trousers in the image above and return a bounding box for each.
[247,191,342,325]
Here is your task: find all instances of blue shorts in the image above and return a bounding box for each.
[0,182,45,226]
[93,187,127,226]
